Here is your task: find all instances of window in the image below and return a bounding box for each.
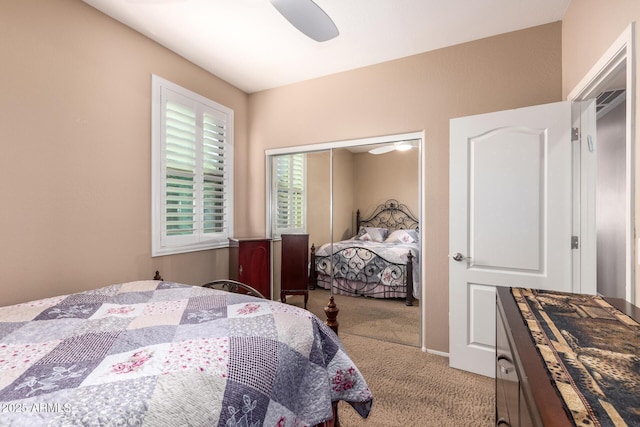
[272,153,306,237]
[151,75,233,256]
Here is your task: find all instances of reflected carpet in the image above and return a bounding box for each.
[288,288,420,347]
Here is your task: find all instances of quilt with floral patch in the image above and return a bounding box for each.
[0,281,372,426]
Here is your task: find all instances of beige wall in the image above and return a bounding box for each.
[1,0,248,305]
[562,1,640,306]
[354,149,419,220]
[248,23,563,352]
[562,1,640,97]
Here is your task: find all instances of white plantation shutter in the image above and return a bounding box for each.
[165,99,196,237]
[273,153,306,235]
[152,76,233,256]
[202,110,229,235]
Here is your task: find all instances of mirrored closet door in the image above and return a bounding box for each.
[266,132,423,347]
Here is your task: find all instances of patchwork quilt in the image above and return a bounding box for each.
[0,281,372,426]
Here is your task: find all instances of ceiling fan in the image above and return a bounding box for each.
[125,0,339,42]
[270,0,339,42]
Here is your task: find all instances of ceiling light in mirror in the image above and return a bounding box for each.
[394,141,413,151]
[367,140,416,155]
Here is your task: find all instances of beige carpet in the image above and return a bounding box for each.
[285,290,495,426]
[289,288,421,347]
[336,333,494,426]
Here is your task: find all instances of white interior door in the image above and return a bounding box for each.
[449,100,596,377]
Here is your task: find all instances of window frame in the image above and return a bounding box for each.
[151,75,234,257]
[272,153,307,237]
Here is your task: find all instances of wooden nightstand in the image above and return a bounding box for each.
[280,234,309,308]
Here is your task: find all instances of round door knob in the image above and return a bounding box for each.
[451,252,470,262]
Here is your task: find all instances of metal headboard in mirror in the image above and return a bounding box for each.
[356,199,419,233]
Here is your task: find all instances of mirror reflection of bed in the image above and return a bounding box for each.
[269,139,421,347]
[311,201,419,307]
[310,199,420,347]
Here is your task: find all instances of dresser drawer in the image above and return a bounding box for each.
[496,287,571,427]
[496,301,519,426]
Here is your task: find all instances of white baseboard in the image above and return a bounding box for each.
[422,347,449,357]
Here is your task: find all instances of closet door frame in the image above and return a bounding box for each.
[265,130,425,348]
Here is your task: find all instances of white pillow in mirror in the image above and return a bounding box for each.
[358,227,388,242]
[385,229,418,243]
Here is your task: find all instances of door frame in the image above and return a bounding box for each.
[567,23,636,303]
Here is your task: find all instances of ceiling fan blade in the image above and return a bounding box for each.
[368,145,396,155]
[125,0,186,3]
[270,0,339,42]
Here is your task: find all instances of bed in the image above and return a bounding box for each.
[310,199,420,306]
[0,280,372,426]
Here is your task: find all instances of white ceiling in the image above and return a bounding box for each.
[82,0,571,94]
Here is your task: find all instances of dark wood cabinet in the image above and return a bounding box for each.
[229,238,271,298]
[495,305,518,426]
[280,234,309,308]
[496,292,537,427]
[497,287,640,427]
[496,288,573,427]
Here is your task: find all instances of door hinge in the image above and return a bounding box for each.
[571,236,579,249]
[572,128,580,141]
